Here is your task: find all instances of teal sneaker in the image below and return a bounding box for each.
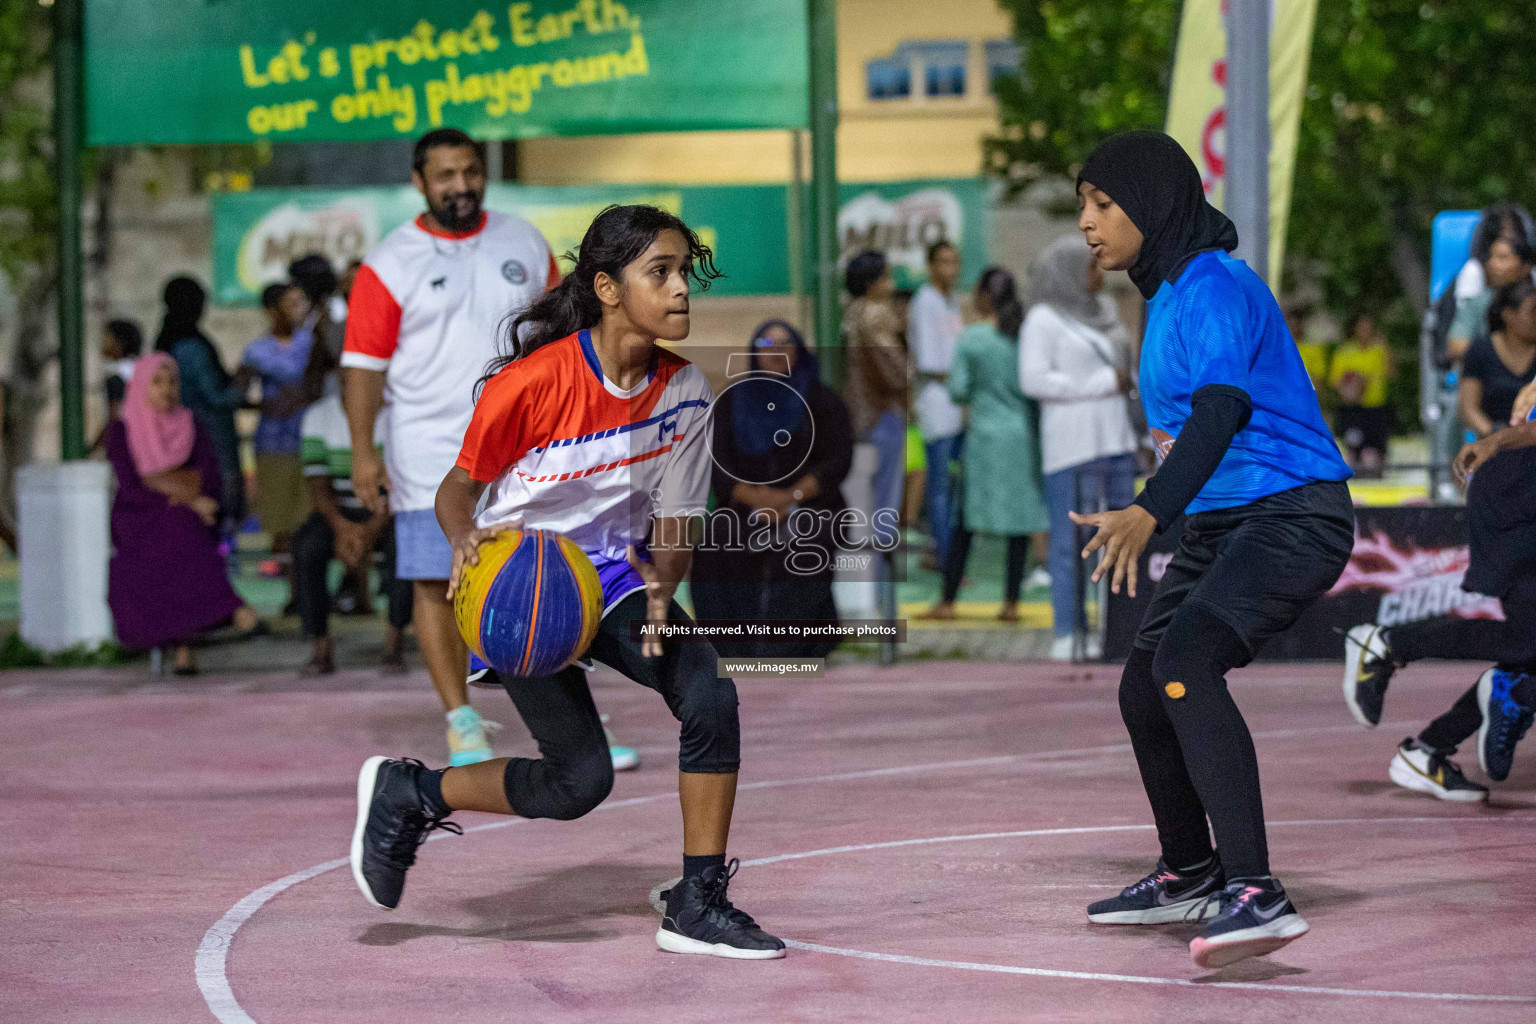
[602,714,640,772]
[446,705,500,766]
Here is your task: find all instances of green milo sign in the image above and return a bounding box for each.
[85,0,809,145]
[211,179,989,304]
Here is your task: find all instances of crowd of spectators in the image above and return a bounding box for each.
[99,255,399,675]
[93,204,1536,672]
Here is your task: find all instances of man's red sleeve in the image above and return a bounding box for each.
[341,264,401,370]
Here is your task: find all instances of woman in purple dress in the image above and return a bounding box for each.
[105,352,263,674]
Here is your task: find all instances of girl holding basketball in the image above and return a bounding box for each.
[1070,133,1354,968]
[350,205,784,960]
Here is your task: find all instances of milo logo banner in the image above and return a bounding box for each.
[212,178,988,305]
[837,180,988,292]
[1104,505,1498,662]
[86,0,808,144]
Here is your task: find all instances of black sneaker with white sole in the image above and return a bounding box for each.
[1189,877,1308,969]
[1343,624,1396,728]
[1388,738,1488,802]
[1087,856,1225,924]
[657,860,785,960]
[351,756,461,910]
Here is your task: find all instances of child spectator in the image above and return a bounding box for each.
[101,319,142,421]
[294,381,411,675]
[1328,314,1395,477]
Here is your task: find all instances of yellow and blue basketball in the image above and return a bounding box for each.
[453,529,604,678]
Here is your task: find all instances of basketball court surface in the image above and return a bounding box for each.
[4,658,1532,1022]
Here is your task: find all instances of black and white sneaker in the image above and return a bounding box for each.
[1343,624,1395,727]
[1086,856,1225,924]
[656,860,786,960]
[1388,738,1488,802]
[350,756,461,910]
[466,664,502,690]
[1189,877,1308,969]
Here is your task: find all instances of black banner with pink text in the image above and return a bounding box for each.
[1104,505,1502,662]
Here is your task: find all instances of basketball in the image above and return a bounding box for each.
[453,529,604,678]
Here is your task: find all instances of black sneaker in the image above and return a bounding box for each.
[1189,877,1308,969]
[1343,624,1395,727]
[656,860,786,960]
[350,756,461,910]
[1086,856,1225,924]
[1478,668,1534,782]
[1388,738,1488,802]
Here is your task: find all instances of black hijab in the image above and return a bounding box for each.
[154,276,230,387]
[1078,130,1239,301]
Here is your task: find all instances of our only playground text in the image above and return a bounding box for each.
[237,1,649,136]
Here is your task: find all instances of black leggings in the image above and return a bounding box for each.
[941,510,1030,605]
[498,593,740,821]
[1388,573,1536,754]
[292,510,413,640]
[1120,604,1268,877]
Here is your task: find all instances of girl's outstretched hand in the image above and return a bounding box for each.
[1069,505,1158,598]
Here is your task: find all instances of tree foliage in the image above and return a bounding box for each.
[0,0,53,278]
[987,0,1536,426]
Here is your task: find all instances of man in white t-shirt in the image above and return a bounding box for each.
[341,129,557,767]
[907,240,965,566]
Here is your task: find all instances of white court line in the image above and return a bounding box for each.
[779,941,1536,1004]
[194,857,348,1024]
[195,734,1533,1022]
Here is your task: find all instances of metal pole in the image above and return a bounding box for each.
[807,0,842,387]
[787,130,811,332]
[1225,0,1269,281]
[54,0,86,461]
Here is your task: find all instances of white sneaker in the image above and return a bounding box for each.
[1049,635,1074,662]
[1387,740,1487,803]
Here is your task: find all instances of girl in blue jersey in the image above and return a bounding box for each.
[1068,132,1355,968]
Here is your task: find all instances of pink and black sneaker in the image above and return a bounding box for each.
[1189,877,1308,968]
[1086,856,1224,925]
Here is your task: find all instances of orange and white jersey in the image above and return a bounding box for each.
[342,210,558,512]
[456,330,714,611]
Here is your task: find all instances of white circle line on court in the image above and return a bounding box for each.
[195,730,1533,1022]
[777,940,1536,1004]
[731,818,1536,1005]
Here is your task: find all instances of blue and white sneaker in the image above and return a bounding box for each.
[446,705,500,766]
[1188,877,1308,969]
[1477,669,1534,783]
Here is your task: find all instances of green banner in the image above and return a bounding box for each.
[211,178,988,305]
[85,0,808,145]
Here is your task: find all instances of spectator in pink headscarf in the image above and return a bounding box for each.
[104,352,264,674]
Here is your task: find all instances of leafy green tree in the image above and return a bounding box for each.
[987,0,1536,428]
[0,0,53,276]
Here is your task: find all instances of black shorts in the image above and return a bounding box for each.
[1134,480,1355,662]
[1335,404,1390,455]
[1464,444,1536,600]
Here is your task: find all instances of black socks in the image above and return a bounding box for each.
[683,853,726,879]
[417,767,453,818]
